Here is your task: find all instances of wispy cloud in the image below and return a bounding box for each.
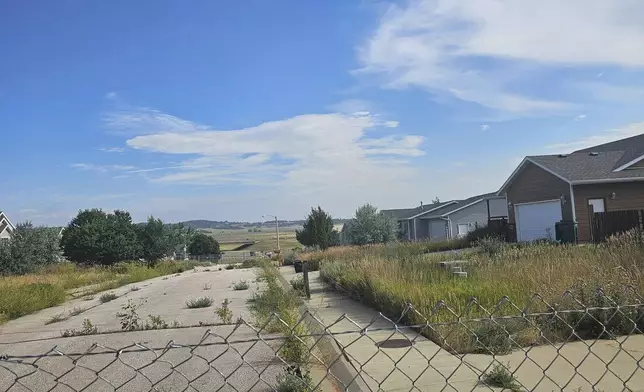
[574,114,587,121]
[357,0,644,115]
[99,147,125,153]
[546,122,644,152]
[70,163,137,172]
[480,124,490,131]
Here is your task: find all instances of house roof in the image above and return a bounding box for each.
[382,201,457,220]
[420,192,501,219]
[498,133,644,194]
[0,211,15,234]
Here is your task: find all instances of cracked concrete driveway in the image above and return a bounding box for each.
[0,266,293,392]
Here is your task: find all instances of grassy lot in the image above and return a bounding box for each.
[308,233,644,353]
[203,226,302,252]
[0,260,204,324]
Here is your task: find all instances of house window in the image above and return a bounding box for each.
[588,198,605,213]
[457,223,471,238]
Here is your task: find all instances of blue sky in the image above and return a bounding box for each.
[3,0,644,225]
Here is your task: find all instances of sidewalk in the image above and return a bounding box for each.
[279,266,644,392]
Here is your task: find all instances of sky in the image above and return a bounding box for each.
[2,0,644,225]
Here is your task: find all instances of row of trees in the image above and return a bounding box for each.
[60,209,220,266]
[296,204,397,250]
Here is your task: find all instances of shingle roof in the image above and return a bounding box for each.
[382,193,502,220]
[382,201,457,220]
[420,192,500,218]
[528,150,644,182]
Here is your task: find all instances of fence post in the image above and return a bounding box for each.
[302,262,311,299]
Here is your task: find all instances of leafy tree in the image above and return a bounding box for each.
[0,222,61,275]
[137,218,191,266]
[188,233,220,255]
[344,204,398,245]
[296,206,338,250]
[61,209,140,265]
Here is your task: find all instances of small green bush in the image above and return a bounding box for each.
[225,264,235,270]
[215,298,234,324]
[283,252,297,266]
[233,280,250,290]
[482,363,520,391]
[290,276,305,292]
[241,259,261,268]
[276,366,314,392]
[99,293,118,303]
[186,297,213,309]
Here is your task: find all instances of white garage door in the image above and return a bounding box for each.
[515,200,562,242]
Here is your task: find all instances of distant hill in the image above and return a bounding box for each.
[180,219,350,230]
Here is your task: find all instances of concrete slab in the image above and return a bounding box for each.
[0,267,295,392]
[280,266,644,392]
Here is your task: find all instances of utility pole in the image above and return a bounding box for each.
[263,214,280,251]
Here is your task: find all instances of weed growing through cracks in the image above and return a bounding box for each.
[61,319,98,337]
[116,299,147,331]
[482,363,520,391]
[215,298,233,324]
[99,293,118,303]
[186,297,214,309]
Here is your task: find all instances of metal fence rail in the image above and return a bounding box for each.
[2,292,644,391]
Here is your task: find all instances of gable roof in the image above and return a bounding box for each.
[420,192,502,218]
[498,133,644,194]
[0,211,15,234]
[382,201,458,221]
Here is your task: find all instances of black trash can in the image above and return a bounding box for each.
[294,260,303,273]
[555,221,578,244]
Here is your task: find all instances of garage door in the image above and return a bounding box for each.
[515,200,562,242]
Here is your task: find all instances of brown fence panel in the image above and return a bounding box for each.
[591,209,643,243]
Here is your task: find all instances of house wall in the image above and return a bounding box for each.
[428,219,448,241]
[504,161,573,224]
[573,182,644,242]
[488,197,509,218]
[448,201,490,237]
[0,228,10,240]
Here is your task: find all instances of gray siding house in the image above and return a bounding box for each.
[383,193,508,241]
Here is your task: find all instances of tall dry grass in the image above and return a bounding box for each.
[0,260,202,322]
[312,233,644,353]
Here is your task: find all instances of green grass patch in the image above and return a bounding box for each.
[0,260,201,322]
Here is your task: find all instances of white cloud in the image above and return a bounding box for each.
[328,99,372,114]
[546,121,644,152]
[99,147,125,153]
[105,91,118,100]
[480,124,490,131]
[71,163,137,172]
[383,120,399,128]
[97,107,427,207]
[574,114,587,121]
[358,0,644,114]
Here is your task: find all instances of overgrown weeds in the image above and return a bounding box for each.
[316,231,644,353]
[186,297,214,309]
[61,318,98,337]
[116,299,147,330]
[276,366,315,392]
[0,260,200,322]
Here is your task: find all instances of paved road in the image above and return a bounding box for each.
[0,266,291,392]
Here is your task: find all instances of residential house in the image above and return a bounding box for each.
[0,211,15,240]
[383,193,508,241]
[497,133,644,242]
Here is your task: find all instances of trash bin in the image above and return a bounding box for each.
[294,260,303,273]
[555,221,578,244]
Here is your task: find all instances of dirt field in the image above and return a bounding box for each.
[203,226,302,252]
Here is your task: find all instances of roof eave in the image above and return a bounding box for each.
[496,157,572,195]
[405,200,459,220]
[572,177,644,185]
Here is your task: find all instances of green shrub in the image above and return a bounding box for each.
[215,298,233,324]
[186,297,213,308]
[225,264,235,270]
[233,280,250,290]
[290,276,305,292]
[482,363,520,391]
[99,293,118,303]
[276,367,314,392]
[241,259,261,268]
[283,252,297,266]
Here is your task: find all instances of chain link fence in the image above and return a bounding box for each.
[2,290,644,391]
